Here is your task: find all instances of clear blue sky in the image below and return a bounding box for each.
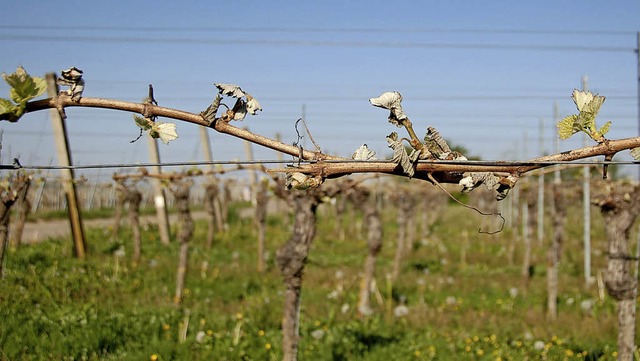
[0,1,638,179]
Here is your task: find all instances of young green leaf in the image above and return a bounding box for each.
[557,115,578,139]
[560,89,609,143]
[154,122,178,144]
[133,115,152,130]
[597,120,611,139]
[630,147,640,161]
[0,98,18,122]
[2,66,46,104]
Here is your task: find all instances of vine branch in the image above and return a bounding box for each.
[11,96,640,186]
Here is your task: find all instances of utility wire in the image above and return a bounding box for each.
[2,159,639,171]
[0,25,636,36]
[0,34,633,53]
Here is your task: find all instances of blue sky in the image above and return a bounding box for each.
[0,1,638,179]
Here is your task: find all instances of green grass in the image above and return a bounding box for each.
[0,199,634,360]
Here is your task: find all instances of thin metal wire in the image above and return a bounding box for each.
[2,158,639,171]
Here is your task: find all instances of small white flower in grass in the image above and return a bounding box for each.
[113,246,126,258]
[533,340,546,351]
[341,303,350,314]
[311,329,325,340]
[327,290,339,300]
[196,330,206,343]
[445,296,457,306]
[152,122,178,144]
[394,305,409,317]
[509,287,519,299]
[565,297,574,305]
[580,299,595,313]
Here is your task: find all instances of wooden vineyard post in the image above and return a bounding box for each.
[46,73,86,258]
[147,136,171,245]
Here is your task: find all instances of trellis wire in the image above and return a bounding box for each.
[1,159,639,171]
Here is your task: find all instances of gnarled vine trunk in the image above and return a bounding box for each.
[276,191,319,361]
[594,184,640,361]
[172,181,194,306]
[520,184,537,292]
[347,186,383,316]
[9,174,31,247]
[391,190,415,281]
[112,179,126,238]
[547,183,569,320]
[204,182,219,248]
[0,172,30,278]
[254,180,269,272]
[125,188,143,265]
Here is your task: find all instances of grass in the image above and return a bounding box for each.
[0,196,635,360]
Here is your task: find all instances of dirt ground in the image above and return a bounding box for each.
[14,211,211,244]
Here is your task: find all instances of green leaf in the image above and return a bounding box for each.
[630,147,640,161]
[597,120,611,138]
[0,98,15,115]
[3,66,46,104]
[0,98,23,122]
[584,94,605,118]
[133,115,152,130]
[557,115,578,139]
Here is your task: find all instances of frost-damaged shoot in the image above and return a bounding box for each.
[213,83,263,122]
[370,91,517,200]
[57,67,85,102]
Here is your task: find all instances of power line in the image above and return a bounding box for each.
[0,25,635,36]
[0,34,634,53]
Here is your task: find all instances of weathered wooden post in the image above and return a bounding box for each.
[46,73,86,258]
